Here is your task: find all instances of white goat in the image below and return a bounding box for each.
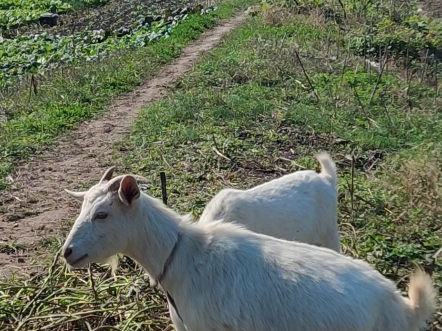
[62,168,436,331]
[199,152,341,252]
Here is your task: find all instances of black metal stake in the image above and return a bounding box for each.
[160,171,168,206]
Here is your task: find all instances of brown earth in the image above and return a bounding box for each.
[0,12,249,278]
[418,0,442,19]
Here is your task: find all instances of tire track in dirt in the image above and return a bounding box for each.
[0,12,249,276]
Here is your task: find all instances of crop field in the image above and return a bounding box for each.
[1,0,217,87]
[1,0,442,330]
[0,0,111,31]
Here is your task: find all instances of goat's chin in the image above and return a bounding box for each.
[65,254,91,269]
[65,254,89,269]
[65,253,119,273]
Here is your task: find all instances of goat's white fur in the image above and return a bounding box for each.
[62,170,436,331]
[198,152,341,252]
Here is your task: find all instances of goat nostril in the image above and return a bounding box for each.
[64,247,73,258]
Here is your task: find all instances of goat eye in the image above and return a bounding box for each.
[95,212,108,220]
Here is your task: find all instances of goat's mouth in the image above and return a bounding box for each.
[69,254,89,267]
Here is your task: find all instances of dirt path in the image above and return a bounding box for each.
[0,12,248,277]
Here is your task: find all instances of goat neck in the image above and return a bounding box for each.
[124,193,181,285]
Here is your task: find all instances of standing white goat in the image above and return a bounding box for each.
[199,152,341,252]
[62,168,436,331]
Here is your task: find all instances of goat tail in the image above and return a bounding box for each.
[316,152,337,188]
[406,268,437,329]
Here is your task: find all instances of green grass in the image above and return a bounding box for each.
[0,0,255,189]
[1,0,442,330]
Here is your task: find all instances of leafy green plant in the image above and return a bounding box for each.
[347,15,442,61]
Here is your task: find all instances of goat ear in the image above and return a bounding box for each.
[108,178,121,192]
[99,166,116,184]
[118,175,140,206]
[64,188,86,202]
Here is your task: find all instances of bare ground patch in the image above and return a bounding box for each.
[0,12,248,277]
[418,0,442,19]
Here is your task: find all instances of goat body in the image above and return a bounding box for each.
[199,152,340,252]
[62,169,436,331]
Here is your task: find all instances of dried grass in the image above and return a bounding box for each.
[398,152,442,218]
